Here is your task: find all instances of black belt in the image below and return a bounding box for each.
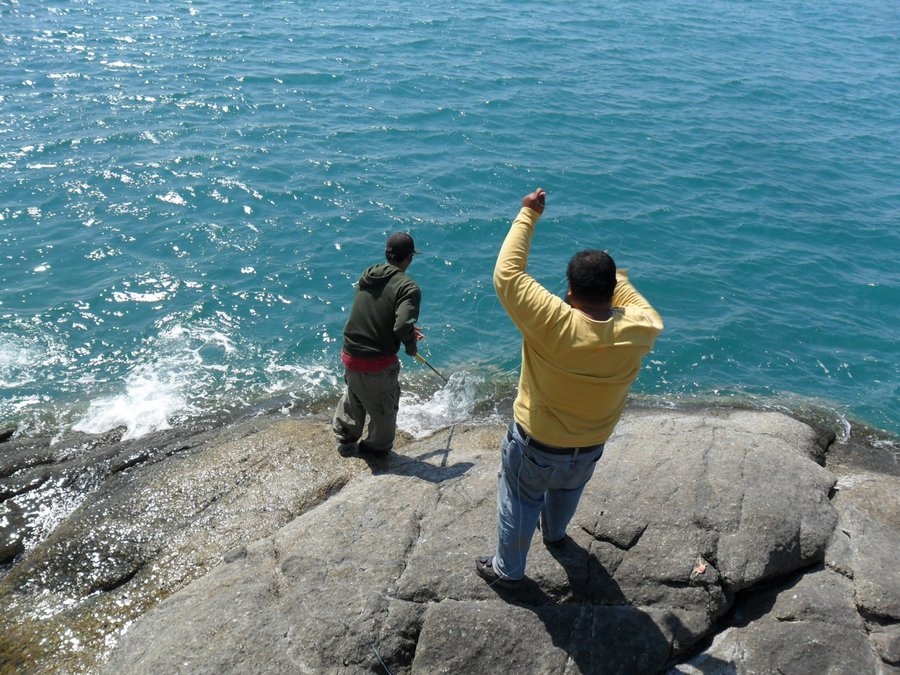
[509,422,604,456]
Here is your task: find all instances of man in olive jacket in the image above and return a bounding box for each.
[332,232,423,454]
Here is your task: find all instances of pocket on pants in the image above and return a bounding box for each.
[378,385,399,416]
[503,439,553,491]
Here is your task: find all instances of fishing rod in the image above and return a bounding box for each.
[414,353,448,382]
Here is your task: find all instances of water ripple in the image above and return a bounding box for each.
[1,0,897,437]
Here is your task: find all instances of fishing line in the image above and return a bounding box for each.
[340,618,393,675]
[472,291,503,355]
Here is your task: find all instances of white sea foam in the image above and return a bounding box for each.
[73,364,193,440]
[111,272,180,304]
[217,177,263,200]
[0,340,40,388]
[103,60,142,69]
[398,370,479,439]
[71,322,230,440]
[0,329,69,388]
[265,361,339,397]
[111,290,168,303]
[157,191,186,206]
[166,324,236,355]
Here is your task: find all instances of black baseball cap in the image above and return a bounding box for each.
[385,232,421,260]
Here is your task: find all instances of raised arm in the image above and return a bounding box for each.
[493,189,570,339]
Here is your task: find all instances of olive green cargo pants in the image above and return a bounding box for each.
[331,362,401,452]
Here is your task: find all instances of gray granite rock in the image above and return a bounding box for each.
[102,411,852,674]
[0,437,54,479]
[833,469,900,670]
[832,471,900,623]
[3,409,894,673]
[0,416,374,673]
[870,623,900,669]
[579,409,839,655]
[670,567,879,675]
[677,459,900,674]
[0,502,26,564]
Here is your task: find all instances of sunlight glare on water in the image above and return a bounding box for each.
[0,0,897,438]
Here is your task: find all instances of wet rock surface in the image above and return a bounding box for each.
[0,412,371,673]
[1,409,896,673]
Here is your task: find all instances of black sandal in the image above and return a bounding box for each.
[475,555,519,587]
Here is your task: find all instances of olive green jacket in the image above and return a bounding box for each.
[342,263,421,358]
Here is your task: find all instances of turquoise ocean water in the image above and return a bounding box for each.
[1,0,898,443]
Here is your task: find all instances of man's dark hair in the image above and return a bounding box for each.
[567,250,617,303]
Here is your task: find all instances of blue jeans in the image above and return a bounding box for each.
[493,423,605,580]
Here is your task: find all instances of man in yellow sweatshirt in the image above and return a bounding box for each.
[476,188,664,586]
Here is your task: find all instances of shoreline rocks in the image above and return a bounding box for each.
[1,408,897,673]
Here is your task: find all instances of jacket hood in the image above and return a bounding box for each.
[358,263,402,289]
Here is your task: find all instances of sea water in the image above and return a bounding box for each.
[1,0,898,442]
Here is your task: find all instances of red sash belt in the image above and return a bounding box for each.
[341,349,398,373]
